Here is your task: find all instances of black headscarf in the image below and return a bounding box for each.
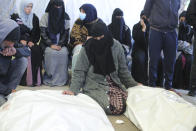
[45,0,65,34]
[109,8,125,43]
[84,23,116,76]
[179,11,187,20]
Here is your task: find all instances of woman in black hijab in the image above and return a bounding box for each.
[39,0,70,86]
[131,11,164,86]
[173,11,194,90]
[63,23,138,115]
[108,8,132,50]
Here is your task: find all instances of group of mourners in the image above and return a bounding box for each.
[0,0,196,115]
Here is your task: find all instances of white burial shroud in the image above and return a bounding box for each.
[125,86,196,131]
[0,90,114,131]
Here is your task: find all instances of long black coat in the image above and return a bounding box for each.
[11,13,42,86]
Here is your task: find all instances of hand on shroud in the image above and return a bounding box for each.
[62,90,75,95]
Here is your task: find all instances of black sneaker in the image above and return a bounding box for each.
[193,126,196,131]
[188,89,196,97]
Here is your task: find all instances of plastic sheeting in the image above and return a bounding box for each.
[0,90,114,131]
[125,86,196,131]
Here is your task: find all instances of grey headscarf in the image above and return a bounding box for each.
[19,0,34,29]
[0,18,19,45]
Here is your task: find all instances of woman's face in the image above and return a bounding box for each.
[80,9,85,13]
[24,3,33,15]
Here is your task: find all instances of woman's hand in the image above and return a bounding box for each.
[51,45,61,51]
[12,89,17,93]
[140,19,146,32]
[28,42,34,47]
[87,36,92,40]
[62,90,75,95]
[20,40,27,46]
[137,83,143,86]
[0,47,16,56]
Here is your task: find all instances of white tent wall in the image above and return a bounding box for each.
[0,0,190,30]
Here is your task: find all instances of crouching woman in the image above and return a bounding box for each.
[63,23,139,115]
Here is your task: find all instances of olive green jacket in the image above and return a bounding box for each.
[70,39,138,114]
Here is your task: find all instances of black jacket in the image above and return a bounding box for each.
[178,22,194,44]
[132,22,149,56]
[108,24,132,48]
[40,13,70,51]
[187,0,196,30]
[11,13,40,44]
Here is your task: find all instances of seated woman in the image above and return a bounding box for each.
[108,8,132,54]
[40,0,70,86]
[132,11,164,86]
[63,23,139,115]
[11,0,42,87]
[69,4,103,73]
[173,11,194,90]
[0,18,30,106]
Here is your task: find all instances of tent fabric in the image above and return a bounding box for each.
[0,0,189,30]
[0,90,114,131]
[125,86,196,131]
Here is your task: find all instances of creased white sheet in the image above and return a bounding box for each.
[125,86,196,131]
[0,90,114,131]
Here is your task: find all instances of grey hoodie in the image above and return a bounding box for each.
[0,18,31,58]
[0,18,19,45]
[143,0,180,32]
[0,18,30,96]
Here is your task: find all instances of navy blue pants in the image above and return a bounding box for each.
[149,29,177,89]
[0,57,28,96]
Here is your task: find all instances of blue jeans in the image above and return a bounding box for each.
[149,29,177,89]
[0,57,28,97]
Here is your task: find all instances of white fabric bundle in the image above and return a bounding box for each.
[0,90,114,131]
[125,86,196,131]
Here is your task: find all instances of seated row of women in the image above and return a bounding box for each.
[11,0,133,87]
[12,0,194,91]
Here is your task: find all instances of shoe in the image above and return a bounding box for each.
[169,88,181,97]
[193,126,196,131]
[188,89,196,97]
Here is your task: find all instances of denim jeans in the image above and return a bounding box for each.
[148,29,177,89]
[0,57,28,96]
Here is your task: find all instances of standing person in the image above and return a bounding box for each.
[173,11,194,90]
[63,23,138,115]
[187,0,196,96]
[11,0,42,86]
[69,4,103,73]
[108,8,132,53]
[0,18,30,106]
[143,0,180,91]
[40,0,70,87]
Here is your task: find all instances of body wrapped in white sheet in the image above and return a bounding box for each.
[0,90,114,131]
[125,86,196,131]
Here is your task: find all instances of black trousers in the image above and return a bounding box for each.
[190,33,196,89]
